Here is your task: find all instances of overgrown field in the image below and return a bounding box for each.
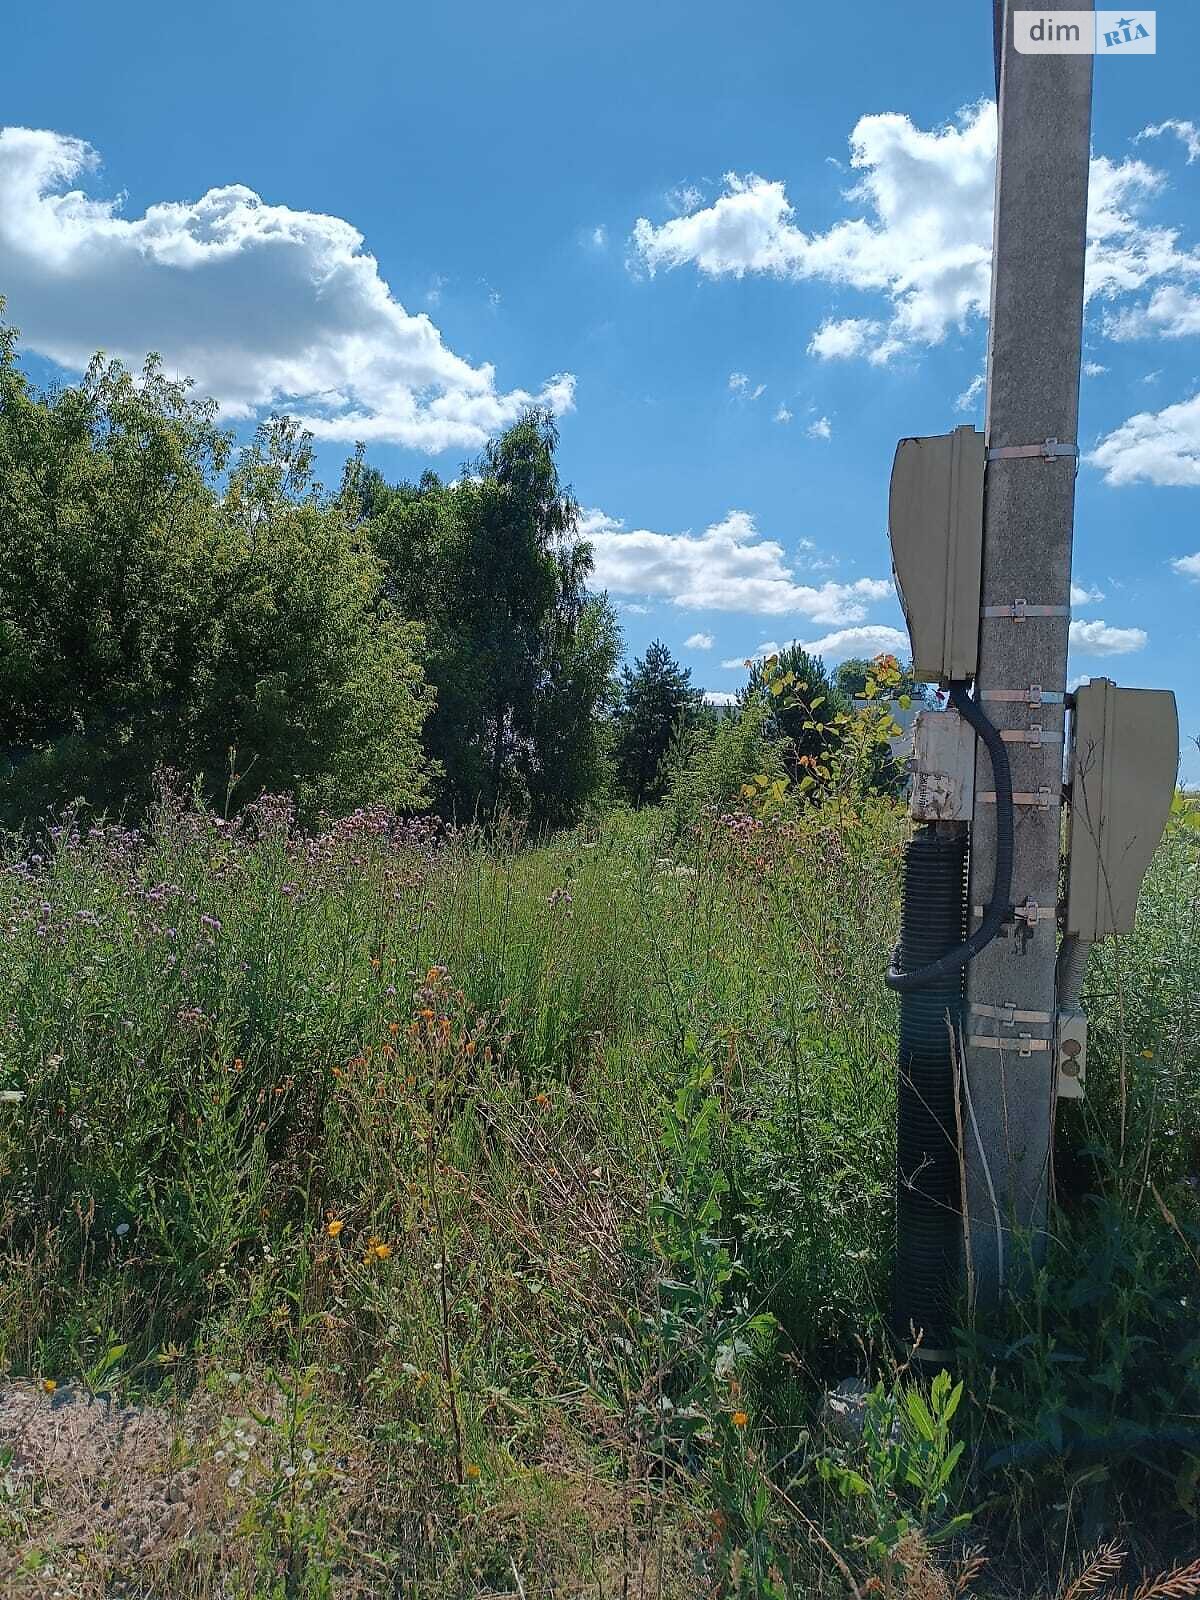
[1,790,1199,1598]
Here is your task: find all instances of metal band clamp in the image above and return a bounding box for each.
[971,902,1056,924]
[977,787,1055,808]
[982,600,1071,622]
[968,1034,1051,1056]
[999,725,1062,747]
[986,438,1079,465]
[970,1001,1053,1025]
[980,686,1065,707]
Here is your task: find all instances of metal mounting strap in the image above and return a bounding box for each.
[980,686,1065,707]
[982,600,1071,621]
[977,787,1055,808]
[986,438,1079,464]
[968,1035,1051,1056]
[971,903,1056,923]
[970,1001,1053,1025]
[999,726,1062,747]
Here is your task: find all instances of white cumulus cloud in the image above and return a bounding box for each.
[685,631,715,649]
[632,105,1200,364]
[1089,391,1200,486]
[1105,284,1200,341]
[808,318,887,361]
[1068,619,1148,655]
[807,415,832,440]
[799,625,911,662]
[578,508,892,621]
[633,105,997,362]
[1070,582,1105,605]
[1172,551,1200,580]
[722,624,910,669]
[0,126,573,452]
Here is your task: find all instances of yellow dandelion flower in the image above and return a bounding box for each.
[327,1219,344,1238]
[42,1378,56,1394]
[731,1410,748,1428]
[534,1092,549,1108]
[373,1242,392,1260]
[465,1463,481,1480]
[1141,1049,1155,1060]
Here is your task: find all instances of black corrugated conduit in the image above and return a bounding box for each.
[888,680,1016,1349]
[892,826,969,1348]
[885,681,1014,994]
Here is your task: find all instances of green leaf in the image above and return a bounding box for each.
[905,1388,936,1442]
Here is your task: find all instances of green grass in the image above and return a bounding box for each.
[1,788,1198,1598]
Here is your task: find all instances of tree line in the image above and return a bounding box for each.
[0,323,913,830]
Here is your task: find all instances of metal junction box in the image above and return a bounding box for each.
[1065,678,1178,940]
[910,709,976,823]
[888,426,985,686]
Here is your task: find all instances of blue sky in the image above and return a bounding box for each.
[3,1,1199,773]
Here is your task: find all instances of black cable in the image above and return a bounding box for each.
[885,681,1014,993]
[993,0,1003,97]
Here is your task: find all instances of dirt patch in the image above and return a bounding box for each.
[0,1381,215,1594]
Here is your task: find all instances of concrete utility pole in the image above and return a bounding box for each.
[963,0,1094,1303]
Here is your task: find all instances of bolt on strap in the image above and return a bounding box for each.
[971,902,1056,923]
[999,725,1062,746]
[970,1001,1053,1025]
[982,600,1071,621]
[968,1034,1051,1055]
[986,438,1079,464]
[980,686,1065,706]
[976,786,1055,808]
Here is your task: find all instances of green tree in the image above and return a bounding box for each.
[193,419,437,817]
[743,644,851,778]
[364,408,619,824]
[835,654,928,705]
[613,640,702,806]
[0,335,227,817]
[0,324,435,824]
[661,695,785,834]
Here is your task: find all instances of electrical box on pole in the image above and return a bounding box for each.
[889,427,985,685]
[1065,679,1179,940]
